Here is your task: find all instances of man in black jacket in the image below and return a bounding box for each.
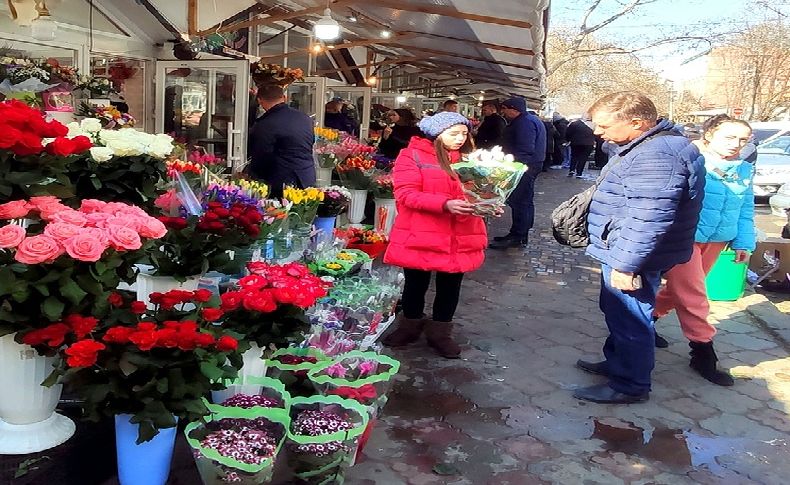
[248,85,316,197]
[566,116,596,177]
[475,101,506,149]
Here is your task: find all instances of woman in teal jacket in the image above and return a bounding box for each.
[654,114,755,387]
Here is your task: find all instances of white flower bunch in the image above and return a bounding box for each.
[465,146,516,165]
[1,56,33,67]
[67,119,175,162]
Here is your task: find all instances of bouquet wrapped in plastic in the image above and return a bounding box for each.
[286,396,369,484]
[210,376,291,414]
[265,347,329,395]
[308,351,400,410]
[185,406,289,484]
[452,146,526,216]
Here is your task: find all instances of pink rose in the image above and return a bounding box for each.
[50,209,88,227]
[43,222,83,241]
[118,206,149,218]
[101,202,135,215]
[84,212,112,227]
[105,215,143,232]
[61,233,108,262]
[80,227,109,244]
[38,203,71,221]
[0,224,26,248]
[138,217,167,239]
[105,224,142,251]
[79,199,108,213]
[28,196,61,211]
[0,200,31,220]
[14,235,64,264]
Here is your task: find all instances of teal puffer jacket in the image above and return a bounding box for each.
[695,149,755,251]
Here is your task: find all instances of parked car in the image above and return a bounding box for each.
[749,121,790,146]
[754,135,790,198]
[770,182,790,217]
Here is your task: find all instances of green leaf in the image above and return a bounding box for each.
[32,284,51,297]
[41,297,65,321]
[199,361,224,382]
[90,176,102,190]
[59,278,88,306]
[0,267,15,295]
[76,273,104,296]
[11,285,30,303]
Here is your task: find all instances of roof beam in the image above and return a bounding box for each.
[197,0,360,36]
[188,0,198,36]
[412,60,538,82]
[314,56,428,75]
[255,34,414,62]
[362,0,532,29]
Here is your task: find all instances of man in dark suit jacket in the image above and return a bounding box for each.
[475,101,506,149]
[248,85,316,197]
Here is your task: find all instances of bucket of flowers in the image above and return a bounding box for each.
[209,375,291,414]
[282,186,324,231]
[334,227,388,259]
[265,347,330,396]
[76,75,118,98]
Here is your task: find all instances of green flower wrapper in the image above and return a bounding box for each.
[265,347,329,395]
[307,351,400,412]
[209,376,291,414]
[308,258,357,277]
[185,406,290,484]
[286,395,369,484]
[451,156,526,216]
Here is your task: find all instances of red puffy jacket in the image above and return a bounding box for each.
[383,137,487,273]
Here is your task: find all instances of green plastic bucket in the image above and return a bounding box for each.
[705,250,748,301]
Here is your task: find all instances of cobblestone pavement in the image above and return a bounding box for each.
[347,169,790,485]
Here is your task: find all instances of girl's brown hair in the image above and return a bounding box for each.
[701,114,751,137]
[433,130,475,178]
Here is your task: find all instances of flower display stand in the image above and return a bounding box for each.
[115,414,177,485]
[136,272,201,309]
[347,189,368,227]
[0,334,75,454]
[374,198,397,236]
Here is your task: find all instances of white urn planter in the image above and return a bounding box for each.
[347,189,369,226]
[0,334,76,454]
[136,272,201,310]
[374,198,397,236]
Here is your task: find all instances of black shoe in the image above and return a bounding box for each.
[689,341,734,386]
[654,331,669,348]
[493,233,513,242]
[489,237,527,249]
[566,172,574,177]
[576,359,609,376]
[573,384,649,404]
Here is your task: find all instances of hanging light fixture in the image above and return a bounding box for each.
[30,1,57,41]
[313,2,340,41]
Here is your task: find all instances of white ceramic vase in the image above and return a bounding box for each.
[0,334,76,454]
[135,272,201,310]
[374,198,397,236]
[348,189,368,226]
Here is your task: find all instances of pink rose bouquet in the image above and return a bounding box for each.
[0,197,167,345]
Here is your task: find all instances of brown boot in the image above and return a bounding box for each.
[425,320,461,359]
[382,314,425,347]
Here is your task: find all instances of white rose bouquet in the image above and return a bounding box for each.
[452,146,527,216]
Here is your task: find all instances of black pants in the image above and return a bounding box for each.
[570,145,594,176]
[401,269,464,322]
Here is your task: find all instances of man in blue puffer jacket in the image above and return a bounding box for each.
[574,92,705,404]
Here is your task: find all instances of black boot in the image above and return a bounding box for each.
[689,341,734,386]
[489,235,527,249]
[382,315,425,347]
[654,331,669,348]
[493,233,513,242]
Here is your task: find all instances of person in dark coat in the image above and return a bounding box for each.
[593,134,609,168]
[377,108,422,159]
[542,119,557,171]
[248,85,316,198]
[566,116,596,177]
[474,101,506,149]
[324,99,356,134]
[574,92,704,405]
[552,112,569,167]
[489,97,546,249]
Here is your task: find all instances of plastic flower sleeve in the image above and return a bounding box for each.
[265,347,329,394]
[208,376,291,414]
[451,149,527,216]
[173,170,204,216]
[185,406,290,484]
[307,351,400,411]
[286,395,369,484]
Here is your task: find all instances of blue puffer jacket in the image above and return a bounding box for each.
[586,120,705,273]
[695,148,755,251]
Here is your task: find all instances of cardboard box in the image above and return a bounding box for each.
[750,238,790,281]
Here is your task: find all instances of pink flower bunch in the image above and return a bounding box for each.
[0,197,167,264]
[187,150,224,166]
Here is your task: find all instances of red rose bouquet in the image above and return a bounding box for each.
[218,262,330,349]
[46,289,243,443]
[0,197,167,343]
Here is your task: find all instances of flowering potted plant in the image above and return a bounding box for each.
[0,100,92,201]
[0,197,166,454]
[43,289,241,484]
[63,119,172,209]
[314,186,350,241]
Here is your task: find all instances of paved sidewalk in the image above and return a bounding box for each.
[348,169,790,485]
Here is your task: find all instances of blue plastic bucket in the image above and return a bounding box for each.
[114,414,177,485]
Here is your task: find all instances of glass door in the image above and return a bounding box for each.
[325,86,372,140]
[287,76,327,128]
[155,60,249,173]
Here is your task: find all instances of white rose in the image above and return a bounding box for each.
[80,118,103,133]
[105,139,142,157]
[504,154,515,163]
[66,122,83,138]
[89,146,115,162]
[148,140,174,159]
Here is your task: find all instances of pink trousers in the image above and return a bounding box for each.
[653,242,728,343]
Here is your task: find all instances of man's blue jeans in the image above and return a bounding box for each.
[599,264,663,396]
[507,172,536,239]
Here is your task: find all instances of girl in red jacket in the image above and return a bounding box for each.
[383,112,488,358]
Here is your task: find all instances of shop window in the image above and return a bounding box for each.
[89,57,150,131]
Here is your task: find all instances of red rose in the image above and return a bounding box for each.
[216,335,238,352]
[212,207,230,218]
[21,323,70,347]
[238,274,267,290]
[159,217,188,230]
[103,326,134,344]
[129,329,158,351]
[155,328,179,348]
[243,292,277,313]
[202,211,220,222]
[178,321,199,334]
[64,340,105,368]
[177,333,197,351]
[164,290,194,304]
[193,332,215,348]
[0,126,23,149]
[272,287,297,305]
[243,224,261,238]
[63,314,98,339]
[107,292,124,308]
[220,291,243,311]
[193,289,213,303]
[130,301,147,315]
[201,308,224,322]
[207,221,226,232]
[148,292,163,305]
[45,136,90,156]
[207,202,223,209]
[137,322,157,332]
[159,296,178,310]
[15,131,44,155]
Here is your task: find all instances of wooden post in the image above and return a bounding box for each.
[188,0,197,36]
